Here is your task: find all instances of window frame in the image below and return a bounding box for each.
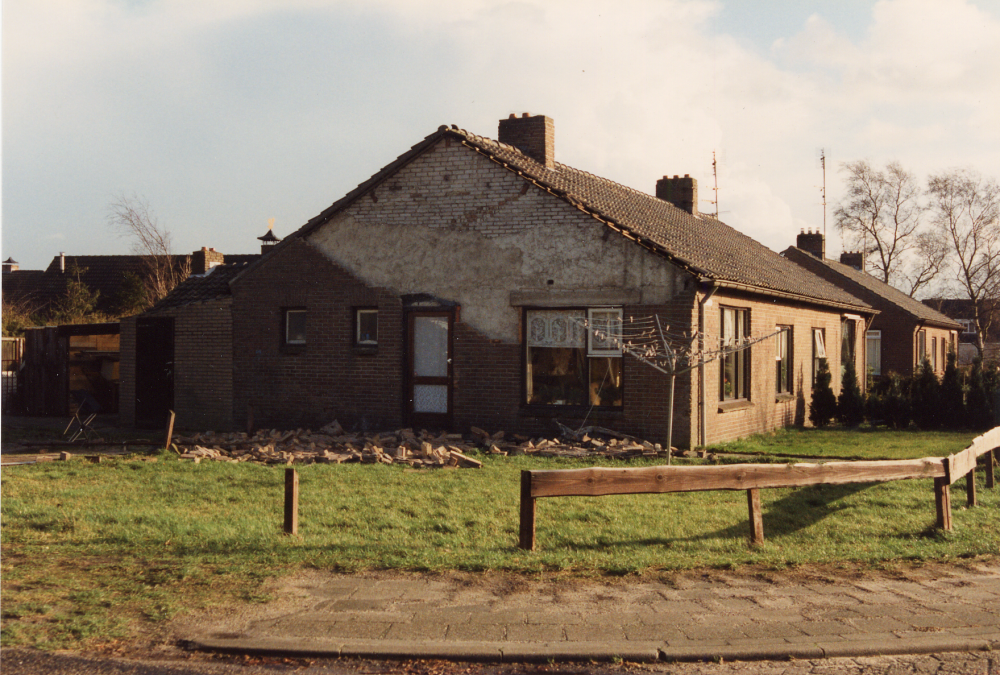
[931,336,938,371]
[775,325,792,395]
[283,308,307,346]
[917,329,927,367]
[866,329,882,377]
[523,307,624,409]
[355,308,378,347]
[812,328,827,385]
[720,306,750,401]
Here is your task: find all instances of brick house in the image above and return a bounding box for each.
[223,113,874,447]
[783,234,961,380]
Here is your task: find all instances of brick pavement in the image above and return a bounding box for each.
[188,563,1000,663]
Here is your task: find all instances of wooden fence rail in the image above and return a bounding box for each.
[519,427,1000,551]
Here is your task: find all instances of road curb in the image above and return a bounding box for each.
[186,635,999,664]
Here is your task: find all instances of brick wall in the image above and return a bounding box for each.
[700,289,866,446]
[231,237,405,431]
[119,300,235,431]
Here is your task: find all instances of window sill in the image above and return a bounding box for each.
[280,344,306,355]
[718,399,753,413]
[353,345,378,355]
[775,393,795,404]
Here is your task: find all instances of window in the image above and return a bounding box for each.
[284,309,306,345]
[721,307,749,400]
[959,319,975,335]
[840,318,856,379]
[917,330,927,366]
[812,328,827,384]
[776,326,792,394]
[525,308,622,407]
[931,336,938,371]
[355,308,378,346]
[866,330,881,377]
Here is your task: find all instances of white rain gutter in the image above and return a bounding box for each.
[698,283,719,447]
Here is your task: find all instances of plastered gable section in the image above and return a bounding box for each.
[230,237,404,431]
[307,138,685,344]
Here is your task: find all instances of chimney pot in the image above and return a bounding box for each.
[60,252,65,273]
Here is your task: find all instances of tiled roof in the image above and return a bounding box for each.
[292,125,871,312]
[145,262,253,313]
[783,248,962,329]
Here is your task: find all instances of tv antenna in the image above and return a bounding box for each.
[820,148,827,239]
[701,150,720,217]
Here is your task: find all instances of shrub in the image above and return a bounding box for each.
[809,359,837,428]
[966,357,994,429]
[910,358,941,429]
[939,351,965,430]
[837,363,865,427]
[880,372,912,429]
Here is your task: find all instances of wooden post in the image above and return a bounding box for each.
[966,470,977,508]
[747,488,764,545]
[284,468,298,535]
[164,410,176,452]
[934,476,952,531]
[986,449,996,489]
[519,470,536,551]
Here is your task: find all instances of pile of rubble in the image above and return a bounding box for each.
[170,421,674,468]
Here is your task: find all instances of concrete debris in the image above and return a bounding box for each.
[170,420,678,468]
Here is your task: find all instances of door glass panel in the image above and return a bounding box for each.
[414,316,448,377]
[413,384,448,413]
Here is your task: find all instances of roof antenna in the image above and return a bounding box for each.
[819,148,827,239]
[701,151,720,217]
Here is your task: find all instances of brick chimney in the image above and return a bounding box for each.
[191,247,224,275]
[2,257,19,273]
[497,113,555,169]
[797,229,825,259]
[840,251,864,270]
[656,175,698,215]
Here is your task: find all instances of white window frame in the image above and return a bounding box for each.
[356,308,378,346]
[866,330,881,377]
[587,307,623,356]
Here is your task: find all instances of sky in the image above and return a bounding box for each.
[3,0,1000,281]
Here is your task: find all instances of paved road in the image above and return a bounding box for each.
[183,564,1000,665]
[2,648,998,675]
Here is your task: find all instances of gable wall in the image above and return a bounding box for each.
[308,138,686,343]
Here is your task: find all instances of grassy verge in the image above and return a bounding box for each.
[705,426,980,460]
[2,428,998,650]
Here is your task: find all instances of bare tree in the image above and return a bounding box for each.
[834,160,940,296]
[108,194,190,307]
[928,168,1000,355]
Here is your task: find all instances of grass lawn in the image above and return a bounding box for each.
[2,427,998,650]
[705,426,981,460]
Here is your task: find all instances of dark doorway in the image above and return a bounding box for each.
[135,317,174,427]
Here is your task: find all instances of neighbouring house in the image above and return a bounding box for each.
[119,242,266,428]
[921,298,1000,365]
[783,234,961,380]
[1,248,256,319]
[209,113,874,447]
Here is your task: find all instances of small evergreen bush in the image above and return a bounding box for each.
[939,351,965,430]
[809,359,837,428]
[837,363,865,427]
[910,358,942,429]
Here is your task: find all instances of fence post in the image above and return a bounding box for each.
[987,449,996,489]
[747,488,764,545]
[519,470,536,551]
[966,470,977,508]
[284,468,298,535]
[934,476,952,531]
[164,410,176,452]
